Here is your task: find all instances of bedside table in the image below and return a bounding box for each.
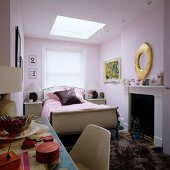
[24,101,42,116]
[86,98,106,105]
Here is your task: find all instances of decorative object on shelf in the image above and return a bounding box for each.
[92,91,98,99]
[150,74,158,86]
[29,55,37,66]
[25,83,41,102]
[15,26,21,68]
[100,92,104,98]
[134,42,152,80]
[104,57,121,83]
[159,72,164,86]
[87,90,93,99]
[29,68,37,79]
[0,66,22,116]
[130,79,136,86]
[143,79,150,86]
[87,84,98,99]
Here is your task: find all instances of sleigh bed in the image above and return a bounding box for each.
[41,86,119,136]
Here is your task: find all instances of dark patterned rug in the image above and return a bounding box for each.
[59,133,170,170]
[110,137,170,170]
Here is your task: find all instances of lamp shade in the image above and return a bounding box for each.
[25,83,41,102]
[87,83,98,90]
[0,66,22,94]
[0,66,22,116]
[25,83,41,92]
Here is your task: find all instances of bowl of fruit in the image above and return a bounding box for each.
[0,115,32,134]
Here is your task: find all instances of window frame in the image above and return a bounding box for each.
[42,45,86,89]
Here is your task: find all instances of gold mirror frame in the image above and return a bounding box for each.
[134,42,153,80]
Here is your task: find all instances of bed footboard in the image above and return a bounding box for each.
[50,107,119,135]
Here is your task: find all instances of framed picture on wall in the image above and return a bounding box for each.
[29,55,37,66]
[29,68,37,79]
[15,26,21,67]
[103,57,121,83]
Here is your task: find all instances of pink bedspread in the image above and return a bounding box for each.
[41,99,110,118]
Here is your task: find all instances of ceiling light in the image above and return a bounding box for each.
[50,16,105,39]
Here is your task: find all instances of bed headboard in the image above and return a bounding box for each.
[43,85,85,99]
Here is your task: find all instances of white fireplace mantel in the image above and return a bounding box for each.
[124,85,163,147]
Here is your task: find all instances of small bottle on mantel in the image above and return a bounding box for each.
[160,72,164,86]
[157,73,161,85]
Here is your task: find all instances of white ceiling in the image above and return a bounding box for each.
[20,0,162,45]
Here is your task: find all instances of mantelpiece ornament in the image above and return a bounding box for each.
[134,42,152,80]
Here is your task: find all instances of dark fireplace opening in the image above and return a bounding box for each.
[130,93,154,139]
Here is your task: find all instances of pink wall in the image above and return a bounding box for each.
[99,1,164,126]
[24,38,100,100]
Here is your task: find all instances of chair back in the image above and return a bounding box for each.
[70,124,111,170]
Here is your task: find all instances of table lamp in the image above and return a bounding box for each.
[0,66,22,117]
[0,66,22,169]
[25,83,41,102]
[87,84,98,99]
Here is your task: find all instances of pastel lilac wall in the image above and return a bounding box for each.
[163,0,170,155]
[99,1,164,126]
[121,1,164,80]
[99,34,125,118]
[0,0,24,115]
[24,38,100,100]
[0,0,10,66]
[10,0,24,115]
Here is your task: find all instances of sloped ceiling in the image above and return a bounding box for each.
[20,0,162,44]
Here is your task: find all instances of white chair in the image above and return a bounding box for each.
[69,124,111,170]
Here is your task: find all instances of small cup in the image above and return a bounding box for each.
[29,99,33,103]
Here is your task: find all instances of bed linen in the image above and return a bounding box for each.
[41,99,110,118]
[42,86,119,135]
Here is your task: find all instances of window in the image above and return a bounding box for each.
[50,16,105,39]
[44,48,85,89]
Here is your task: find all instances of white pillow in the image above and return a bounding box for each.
[74,88,85,103]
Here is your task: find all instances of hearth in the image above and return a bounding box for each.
[124,86,163,147]
[130,93,154,140]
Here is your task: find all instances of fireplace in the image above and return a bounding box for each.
[124,86,163,147]
[130,93,154,139]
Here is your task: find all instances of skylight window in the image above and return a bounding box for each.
[50,16,105,39]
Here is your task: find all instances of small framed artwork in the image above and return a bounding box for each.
[103,57,121,83]
[15,26,21,67]
[29,55,37,66]
[29,68,37,79]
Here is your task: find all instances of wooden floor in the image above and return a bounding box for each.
[118,130,164,152]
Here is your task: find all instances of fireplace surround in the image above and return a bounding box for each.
[124,85,163,147]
